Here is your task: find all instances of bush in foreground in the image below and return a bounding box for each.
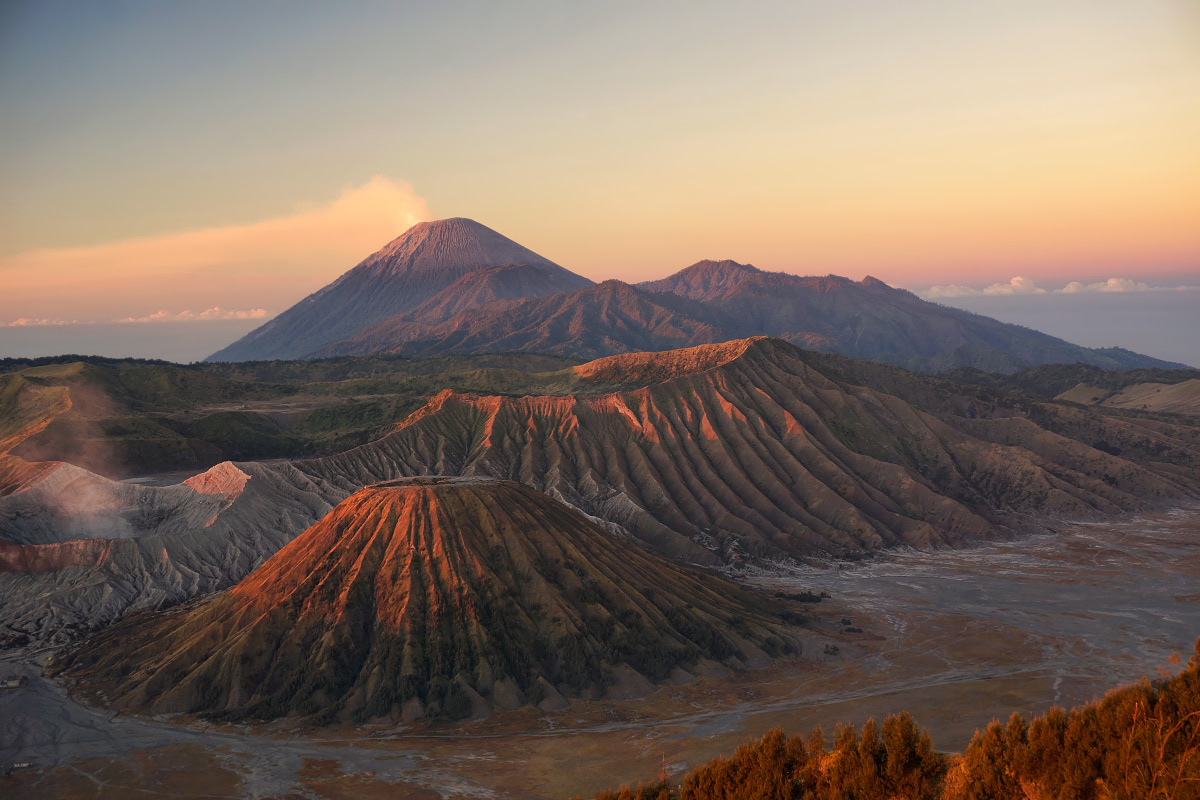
[580,639,1200,800]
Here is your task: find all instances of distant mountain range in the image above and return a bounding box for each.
[209,218,1180,371]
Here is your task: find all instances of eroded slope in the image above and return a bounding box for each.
[59,478,801,722]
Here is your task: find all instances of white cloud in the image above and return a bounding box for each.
[2,317,79,328]
[1060,277,1150,294]
[922,276,1200,299]
[116,308,268,324]
[926,275,1045,298]
[984,276,1046,296]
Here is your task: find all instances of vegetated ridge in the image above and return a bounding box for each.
[578,638,1200,800]
[1,352,581,477]
[57,477,803,723]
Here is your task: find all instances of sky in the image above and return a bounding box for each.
[1,0,1197,362]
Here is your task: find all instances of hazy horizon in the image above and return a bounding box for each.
[2,281,1196,368]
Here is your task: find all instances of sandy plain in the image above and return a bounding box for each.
[2,507,1197,799]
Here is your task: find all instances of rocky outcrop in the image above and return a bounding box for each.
[183,461,251,500]
[0,460,337,646]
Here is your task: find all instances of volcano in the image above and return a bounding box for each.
[207,218,591,361]
[61,477,800,723]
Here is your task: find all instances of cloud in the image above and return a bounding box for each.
[2,317,79,328]
[0,175,431,322]
[985,276,1046,296]
[926,276,1045,298]
[923,275,1200,299]
[1059,277,1150,294]
[117,308,268,323]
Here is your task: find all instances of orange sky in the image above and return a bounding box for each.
[1,1,1197,324]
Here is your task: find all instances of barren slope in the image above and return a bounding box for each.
[59,477,801,722]
[0,459,335,647]
[1057,378,1200,416]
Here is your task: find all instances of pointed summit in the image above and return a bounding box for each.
[360,217,559,279]
[61,477,798,722]
[206,218,586,361]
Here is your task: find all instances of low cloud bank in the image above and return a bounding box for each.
[4,308,268,327]
[923,276,1199,299]
[2,318,79,328]
[117,308,268,324]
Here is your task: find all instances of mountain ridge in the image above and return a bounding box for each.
[206,219,1180,372]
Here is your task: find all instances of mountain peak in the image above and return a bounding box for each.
[640,259,763,300]
[206,218,581,361]
[366,217,558,277]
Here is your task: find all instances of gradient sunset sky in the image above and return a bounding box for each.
[1,0,1198,333]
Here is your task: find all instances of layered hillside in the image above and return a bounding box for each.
[60,478,801,722]
[208,218,588,361]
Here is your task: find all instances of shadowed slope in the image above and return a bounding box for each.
[61,477,800,722]
[370,263,594,328]
[208,218,584,361]
[318,280,730,359]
